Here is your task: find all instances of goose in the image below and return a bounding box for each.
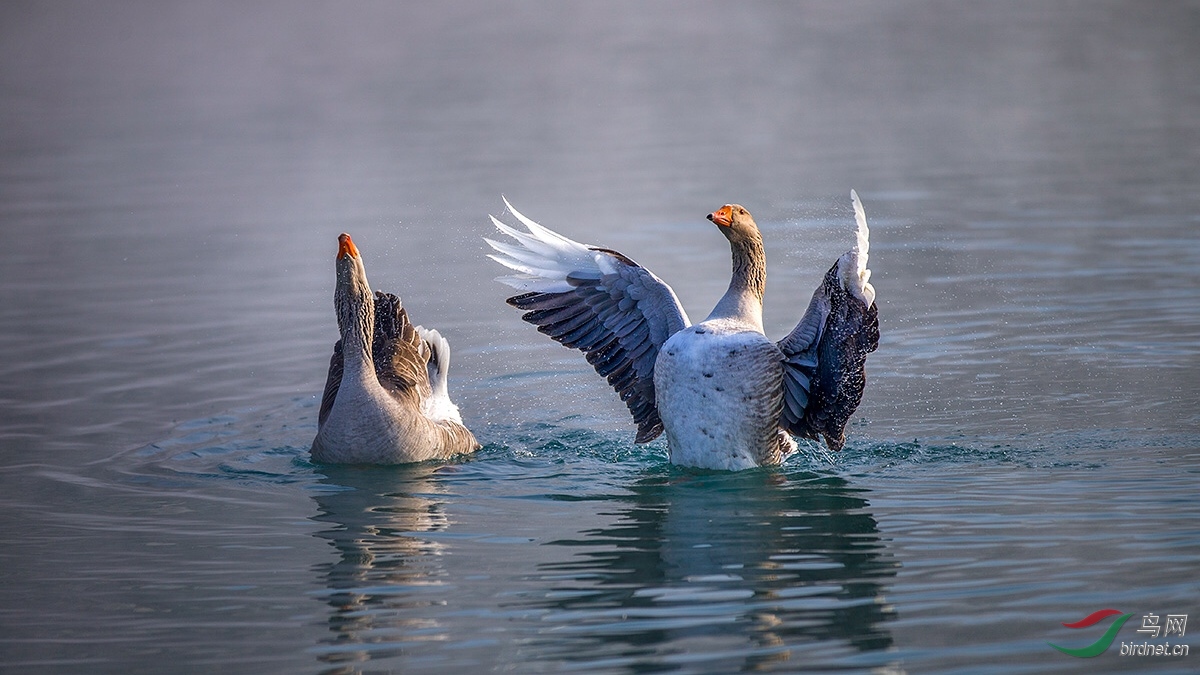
[311,233,479,464]
[486,192,878,470]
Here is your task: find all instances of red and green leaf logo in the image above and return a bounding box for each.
[1048,609,1135,657]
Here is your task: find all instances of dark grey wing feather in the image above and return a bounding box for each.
[506,252,689,443]
[371,291,433,401]
[778,261,879,450]
[317,340,344,427]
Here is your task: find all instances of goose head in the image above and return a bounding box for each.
[335,233,375,345]
[707,203,761,245]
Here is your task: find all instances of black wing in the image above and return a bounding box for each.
[778,190,879,451]
[778,261,879,450]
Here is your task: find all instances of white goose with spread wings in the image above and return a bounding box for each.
[311,233,479,464]
[486,193,879,470]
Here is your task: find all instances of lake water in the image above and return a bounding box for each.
[1,2,1197,673]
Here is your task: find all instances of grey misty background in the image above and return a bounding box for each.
[1,1,1197,445]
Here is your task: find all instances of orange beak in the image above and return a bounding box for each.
[337,233,359,259]
[707,205,733,227]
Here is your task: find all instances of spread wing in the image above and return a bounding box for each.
[317,291,432,427]
[486,198,690,442]
[778,190,879,450]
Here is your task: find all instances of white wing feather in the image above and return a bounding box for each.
[839,189,876,307]
[485,200,616,293]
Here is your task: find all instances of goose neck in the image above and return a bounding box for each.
[707,232,766,329]
[336,290,375,377]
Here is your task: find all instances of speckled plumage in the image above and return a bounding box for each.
[656,320,796,470]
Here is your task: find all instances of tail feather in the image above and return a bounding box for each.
[414,326,463,424]
[414,326,450,398]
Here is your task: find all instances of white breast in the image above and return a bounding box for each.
[654,320,787,470]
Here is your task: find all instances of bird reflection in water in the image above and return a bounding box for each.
[521,470,899,671]
[308,464,452,671]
